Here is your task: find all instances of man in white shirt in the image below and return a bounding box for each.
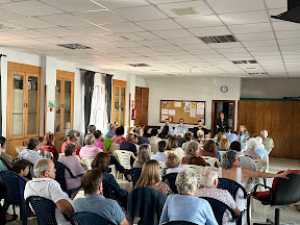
[174,118,188,137]
[24,159,74,225]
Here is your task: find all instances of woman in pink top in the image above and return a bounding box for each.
[94,130,104,150]
[79,134,102,159]
[112,126,126,145]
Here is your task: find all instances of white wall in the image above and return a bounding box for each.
[241,78,300,99]
[146,76,241,129]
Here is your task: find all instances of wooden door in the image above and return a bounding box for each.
[7,62,41,157]
[135,87,149,126]
[112,80,127,127]
[54,70,74,150]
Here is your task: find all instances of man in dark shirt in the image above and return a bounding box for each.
[120,133,138,156]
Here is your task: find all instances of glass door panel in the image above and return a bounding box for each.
[64,80,72,131]
[27,76,38,135]
[55,80,61,132]
[12,74,24,136]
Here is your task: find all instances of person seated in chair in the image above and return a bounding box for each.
[24,159,74,225]
[12,159,31,180]
[74,169,129,225]
[120,133,138,156]
[197,170,240,225]
[159,169,218,225]
[174,118,188,137]
[151,140,167,163]
[19,138,43,165]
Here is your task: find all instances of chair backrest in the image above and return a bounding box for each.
[26,196,57,225]
[113,150,134,170]
[162,173,178,194]
[128,187,167,225]
[73,212,116,225]
[54,161,68,191]
[202,156,220,167]
[130,168,142,186]
[0,170,26,205]
[271,172,300,205]
[200,197,236,225]
[217,177,247,200]
[162,221,198,225]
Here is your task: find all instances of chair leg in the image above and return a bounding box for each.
[274,208,280,225]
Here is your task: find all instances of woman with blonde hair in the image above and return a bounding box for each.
[165,135,185,161]
[182,141,208,166]
[136,160,170,194]
[219,137,230,152]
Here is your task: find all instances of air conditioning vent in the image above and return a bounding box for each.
[232,60,258,65]
[248,72,268,75]
[128,63,150,67]
[172,7,197,16]
[57,43,92,50]
[198,35,237,44]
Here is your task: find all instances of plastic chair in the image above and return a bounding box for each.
[73,212,116,225]
[0,170,27,225]
[25,196,57,225]
[248,171,300,225]
[113,150,135,170]
[162,221,198,225]
[162,173,178,193]
[200,197,237,225]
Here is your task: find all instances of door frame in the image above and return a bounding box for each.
[111,79,127,127]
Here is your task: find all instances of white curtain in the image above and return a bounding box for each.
[89,73,107,132]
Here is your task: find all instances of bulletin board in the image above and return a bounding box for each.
[160,100,205,125]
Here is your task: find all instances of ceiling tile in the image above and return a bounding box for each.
[189,26,230,36]
[137,19,181,31]
[175,15,223,28]
[265,0,287,9]
[76,11,125,25]
[219,11,269,25]
[105,22,144,32]
[38,14,91,27]
[98,0,149,9]
[229,23,272,34]
[154,29,192,39]
[207,0,265,14]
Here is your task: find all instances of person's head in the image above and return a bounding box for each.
[167,135,178,150]
[216,132,226,144]
[229,141,241,152]
[115,126,125,136]
[12,159,31,177]
[44,132,54,145]
[247,138,258,151]
[27,138,40,150]
[136,160,161,188]
[179,118,184,124]
[0,136,6,150]
[126,133,137,143]
[109,123,116,130]
[64,143,76,156]
[91,152,110,172]
[66,130,77,142]
[176,169,198,195]
[81,169,103,195]
[199,170,219,188]
[158,140,167,153]
[184,132,193,142]
[239,125,247,133]
[203,140,217,154]
[197,119,203,126]
[164,118,169,125]
[87,125,96,134]
[34,159,56,179]
[260,129,268,139]
[197,129,204,139]
[219,137,230,150]
[165,153,180,169]
[84,133,96,146]
[219,112,225,120]
[94,130,102,139]
[186,141,200,157]
[222,150,240,169]
[136,144,151,165]
[150,128,158,137]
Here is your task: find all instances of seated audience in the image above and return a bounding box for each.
[229,141,256,171]
[135,127,149,145]
[39,132,58,160]
[19,138,42,165]
[151,140,167,163]
[165,136,185,161]
[192,119,206,139]
[149,128,161,154]
[174,118,188,137]
[61,130,80,154]
[244,138,268,161]
[59,144,85,191]
[196,129,205,146]
[133,144,151,169]
[24,159,74,225]
[105,123,116,139]
[201,140,219,159]
[91,152,128,208]
[12,159,31,179]
[226,129,239,144]
[197,170,240,224]
[159,119,173,139]
[159,169,218,225]
[0,136,13,169]
[181,131,193,152]
[86,125,96,135]
[112,126,126,145]
[80,134,102,160]
[238,125,249,151]
[165,153,183,175]
[94,130,104,150]
[74,169,129,225]
[218,137,230,152]
[182,141,208,167]
[120,133,138,155]
[136,160,170,194]
[260,129,274,155]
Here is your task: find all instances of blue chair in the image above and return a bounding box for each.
[73,212,116,225]
[162,221,198,225]
[0,170,27,225]
[25,196,57,225]
[200,197,237,225]
[162,173,178,194]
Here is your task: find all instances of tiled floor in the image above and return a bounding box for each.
[7,157,300,225]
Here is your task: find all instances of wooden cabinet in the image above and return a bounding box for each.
[112,80,127,127]
[54,70,74,150]
[135,87,149,126]
[7,62,41,157]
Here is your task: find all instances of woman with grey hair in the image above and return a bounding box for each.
[221,150,289,187]
[159,169,218,225]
